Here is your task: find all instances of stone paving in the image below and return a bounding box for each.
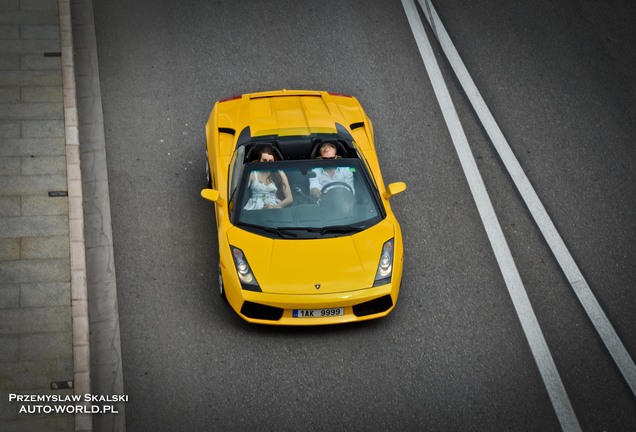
[0,0,88,431]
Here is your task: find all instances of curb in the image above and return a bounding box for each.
[58,0,93,431]
[69,0,127,431]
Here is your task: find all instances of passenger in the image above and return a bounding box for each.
[244,147,293,210]
[309,141,355,200]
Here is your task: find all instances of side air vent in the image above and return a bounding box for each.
[350,122,364,130]
[218,127,235,136]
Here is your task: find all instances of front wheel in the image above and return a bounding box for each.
[205,152,212,188]
[218,263,226,300]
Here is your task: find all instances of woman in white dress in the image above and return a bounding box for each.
[244,146,293,210]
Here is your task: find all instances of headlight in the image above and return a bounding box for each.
[230,246,260,290]
[237,261,249,277]
[373,238,394,286]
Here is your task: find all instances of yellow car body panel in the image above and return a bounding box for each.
[209,90,373,157]
[204,90,405,325]
[226,220,395,295]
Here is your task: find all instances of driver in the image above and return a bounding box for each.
[309,141,355,200]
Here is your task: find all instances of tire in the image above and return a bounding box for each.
[218,263,226,300]
[205,153,212,189]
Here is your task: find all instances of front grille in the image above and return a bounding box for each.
[240,301,283,321]
[352,295,393,317]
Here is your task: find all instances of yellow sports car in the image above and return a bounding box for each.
[201,90,406,325]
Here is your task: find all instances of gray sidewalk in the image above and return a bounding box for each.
[1,0,90,431]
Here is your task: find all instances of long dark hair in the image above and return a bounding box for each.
[258,147,286,201]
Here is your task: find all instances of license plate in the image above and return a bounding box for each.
[293,308,344,318]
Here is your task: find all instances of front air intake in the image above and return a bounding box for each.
[240,301,283,321]
[352,295,393,317]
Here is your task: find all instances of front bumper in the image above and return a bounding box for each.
[226,281,399,325]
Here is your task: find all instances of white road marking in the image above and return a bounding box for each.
[417,0,636,398]
[401,0,582,430]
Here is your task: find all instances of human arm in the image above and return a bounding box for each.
[309,170,323,199]
[277,171,293,208]
[342,168,355,194]
[264,171,293,208]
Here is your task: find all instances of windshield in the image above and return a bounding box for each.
[231,159,385,239]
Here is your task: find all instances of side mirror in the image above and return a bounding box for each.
[383,182,406,199]
[201,189,224,206]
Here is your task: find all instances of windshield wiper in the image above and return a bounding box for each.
[238,224,363,238]
[317,225,364,235]
[236,222,298,238]
[288,225,363,235]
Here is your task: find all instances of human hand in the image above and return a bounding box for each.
[310,188,322,200]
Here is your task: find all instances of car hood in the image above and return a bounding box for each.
[227,221,394,295]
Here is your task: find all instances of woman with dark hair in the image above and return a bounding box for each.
[244,146,293,210]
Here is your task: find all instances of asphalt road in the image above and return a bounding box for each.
[89,0,636,430]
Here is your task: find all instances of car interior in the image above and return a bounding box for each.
[242,137,355,163]
[240,136,362,204]
[229,131,384,236]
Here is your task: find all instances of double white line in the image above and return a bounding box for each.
[401,0,636,430]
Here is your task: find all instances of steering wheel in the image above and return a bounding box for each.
[321,181,354,195]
